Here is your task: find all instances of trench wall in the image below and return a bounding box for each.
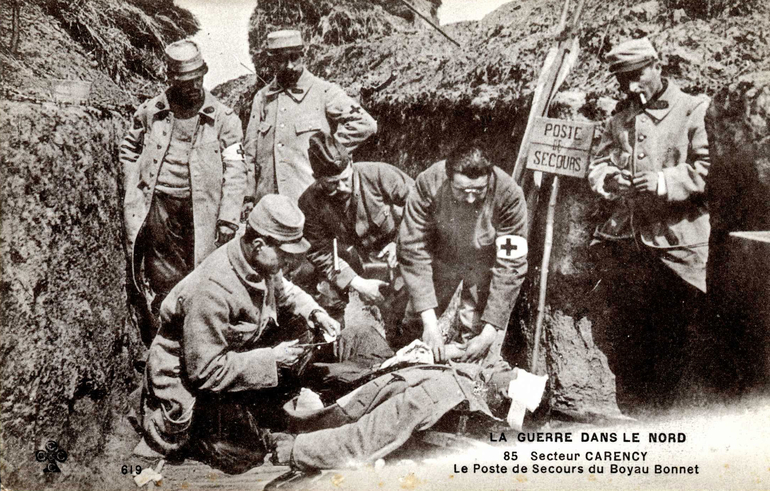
[0,101,141,489]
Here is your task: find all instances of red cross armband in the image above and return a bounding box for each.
[496,235,527,259]
[222,142,245,161]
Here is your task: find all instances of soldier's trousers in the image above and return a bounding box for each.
[144,192,195,315]
[288,368,474,471]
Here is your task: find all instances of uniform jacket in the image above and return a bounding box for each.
[587,80,710,290]
[141,239,321,454]
[298,162,414,290]
[243,69,377,203]
[398,162,528,330]
[120,89,246,291]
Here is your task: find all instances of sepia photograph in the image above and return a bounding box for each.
[1,0,769,489]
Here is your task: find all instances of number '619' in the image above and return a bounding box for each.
[121,464,142,475]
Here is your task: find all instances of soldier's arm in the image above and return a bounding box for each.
[480,184,528,330]
[218,109,247,227]
[298,192,357,290]
[378,164,415,220]
[242,92,263,202]
[324,84,377,151]
[183,287,279,393]
[275,271,323,322]
[119,108,146,188]
[587,118,626,200]
[660,97,710,202]
[398,172,438,314]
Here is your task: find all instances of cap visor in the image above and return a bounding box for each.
[279,238,310,254]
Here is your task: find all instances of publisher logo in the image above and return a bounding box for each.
[34,440,68,473]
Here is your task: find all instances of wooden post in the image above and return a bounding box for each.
[505,0,586,373]
[531,176,560,374]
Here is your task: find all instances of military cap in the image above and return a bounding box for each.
[308,132,351,178]
[266,30,304,51]
[166,40,208,81]
[248,194,310,254]
[607,38,658,74]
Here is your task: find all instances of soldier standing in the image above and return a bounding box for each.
[120,40,246,345]
[243,30,377,204]
[587,38,711,403]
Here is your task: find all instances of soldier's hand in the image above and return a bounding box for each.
[241,200,255,223]
[377,242,398,269]
[632,171,659,195]
[459,324,497,363]
[273,340,305,368]
[310,310,340,341]
[422,325,446,364]
[350,276,388,304]
[605,170,632,195]
[216,223,237,246]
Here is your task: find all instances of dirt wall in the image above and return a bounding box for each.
[0,101,141,489]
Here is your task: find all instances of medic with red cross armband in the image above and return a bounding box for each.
[398,142,528,364]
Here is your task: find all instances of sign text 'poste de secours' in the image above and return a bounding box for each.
[526,117,596,178]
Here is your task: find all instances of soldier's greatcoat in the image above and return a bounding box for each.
[119,90,246,291]
[587,80,710,291]
[141,240,320,455]
[298,162,414,290]
[243,69,377,203]
[398,162,528,332]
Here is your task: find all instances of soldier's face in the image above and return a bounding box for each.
[319,165,354,202]
[170,75,204,104]
[450,173,490,206]
[267,49,304,86]
[249,238,289,275]
[616,63,663,102]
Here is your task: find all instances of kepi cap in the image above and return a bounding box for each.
[266,30,304,51]
[248,195,310,254]
[166,40,208,81]
[308,132,351,178]
[607,37,658,74]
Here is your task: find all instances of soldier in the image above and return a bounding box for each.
[586,38,710,402]
[120,40,246,345]
[136,195,340,473]
[298,132,414,363]
[243,30,377,204]
[398,143,528,365]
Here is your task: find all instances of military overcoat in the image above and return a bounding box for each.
[587,80,710,291]
[141,240,321,454]
[119,89,246,291]
[243,69,377,203]
[298,162,414,290]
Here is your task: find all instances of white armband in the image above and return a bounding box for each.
[657,172,667,197]
[222,142,245,161]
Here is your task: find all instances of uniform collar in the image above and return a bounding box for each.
[264,69,315,103]
[227,240,268,291]
[624,78,677,124]
[148,89,217,122]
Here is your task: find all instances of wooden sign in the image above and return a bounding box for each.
[525,117,595,178]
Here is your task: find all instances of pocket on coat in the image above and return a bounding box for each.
[295,119,324,135]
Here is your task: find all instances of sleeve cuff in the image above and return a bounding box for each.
[480,313,506,331]
[333,266,358,291]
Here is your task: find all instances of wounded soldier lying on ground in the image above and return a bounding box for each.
[263,351,546,489]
